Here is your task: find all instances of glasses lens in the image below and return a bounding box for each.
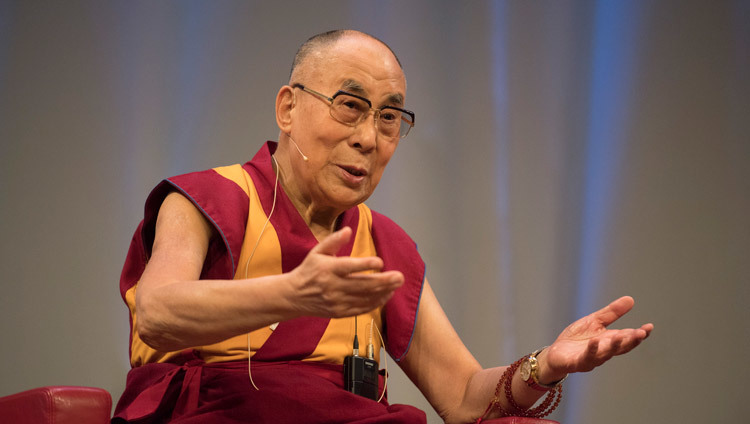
[330,93,414,139]
[398,111,414,138]
[331,94,369,125]
[376,107,404,138]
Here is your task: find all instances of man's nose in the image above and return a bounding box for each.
[349,113,378,152]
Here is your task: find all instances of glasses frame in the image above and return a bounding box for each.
[291,83,415,139]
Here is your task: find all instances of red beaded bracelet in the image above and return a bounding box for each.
[474,354,563,423]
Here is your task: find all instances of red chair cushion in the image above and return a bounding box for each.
[0,385,558,424]
[0,386,111,424]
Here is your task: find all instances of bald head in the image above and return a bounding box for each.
[289,30,403,83]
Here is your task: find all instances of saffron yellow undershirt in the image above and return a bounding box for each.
[127,164,382,367]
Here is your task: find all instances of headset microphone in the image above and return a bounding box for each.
[287,134,309,161]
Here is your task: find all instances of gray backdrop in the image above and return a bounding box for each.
[1,1,748,423]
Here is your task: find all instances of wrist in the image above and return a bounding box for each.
[282,271,308,317]
[535,347,568,386]
[483,352,565,420]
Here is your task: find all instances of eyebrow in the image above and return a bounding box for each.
[340,79,404,107]
[340,79,366,95]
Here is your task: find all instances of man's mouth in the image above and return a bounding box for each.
[340,165,367,177]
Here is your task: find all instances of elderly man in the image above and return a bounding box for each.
[113,30,653,423]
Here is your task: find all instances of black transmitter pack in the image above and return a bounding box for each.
[343,354,379,400]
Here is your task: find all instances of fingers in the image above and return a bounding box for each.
[340,271,405,300]
[641,323,655,337]
[312,227,353,256]
[347,269,404,286]
[293,233,405,318]
[332,273,402,314]
[327,255,385,276]
[312,270,404,318]
[594,295,635,327]
[608,334,623,353]
[552,301,653,374]
[593,327,650,357]
[310,227,386,274]
[585,338,600,359]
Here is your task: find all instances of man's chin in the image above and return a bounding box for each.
[330,189,371,210]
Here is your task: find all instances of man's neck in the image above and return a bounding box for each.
[273,146,343,241]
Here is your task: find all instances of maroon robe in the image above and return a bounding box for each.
[113,142,427,423]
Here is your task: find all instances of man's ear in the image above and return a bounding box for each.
[275,85,295,134]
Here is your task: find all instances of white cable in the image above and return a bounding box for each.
[247,333,260,390]
[243,155,280,280]
[371,319,388,403]
[246,155,281,391]
[243,156,384,400]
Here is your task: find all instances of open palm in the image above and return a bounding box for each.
[545,296,654,375]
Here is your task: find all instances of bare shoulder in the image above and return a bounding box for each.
[155,191,214,247]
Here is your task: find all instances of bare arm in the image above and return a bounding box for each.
[135,191,404,351]
[399,280,653,423]
[397,280,548,423]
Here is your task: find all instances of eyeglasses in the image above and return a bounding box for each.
[291,83,415,139]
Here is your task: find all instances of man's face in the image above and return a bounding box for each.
[287,35,407,212]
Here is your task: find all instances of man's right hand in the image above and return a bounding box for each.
[288,227,404,318]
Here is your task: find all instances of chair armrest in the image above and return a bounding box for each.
[0,386,111,424]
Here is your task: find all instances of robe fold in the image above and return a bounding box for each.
[113,141,427,423]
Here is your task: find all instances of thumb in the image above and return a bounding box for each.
[311,226,352,256]
[595,296,635,327]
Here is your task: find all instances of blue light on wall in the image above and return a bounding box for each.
[567,1,645,422]
[170,1,215,176]
[490,0,516,361]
